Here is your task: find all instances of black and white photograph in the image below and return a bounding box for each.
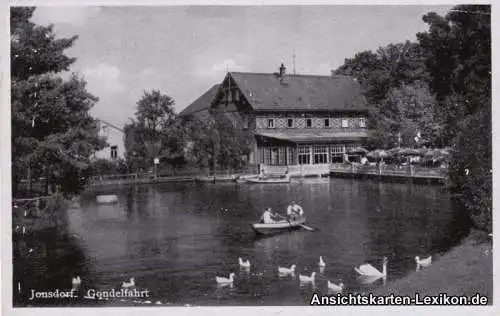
[4,1,494,312]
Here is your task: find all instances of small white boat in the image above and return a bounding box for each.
[96,194,118,204]
[246,175,291,184]
[251,217,306,235]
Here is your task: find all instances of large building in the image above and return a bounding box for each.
[180,64,371,170]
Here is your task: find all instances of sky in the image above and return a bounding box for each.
[30,5,452,129]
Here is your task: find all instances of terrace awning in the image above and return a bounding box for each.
[255,130,370,144]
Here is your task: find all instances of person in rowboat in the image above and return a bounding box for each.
[260,207,279,224]
[287,201,304,221]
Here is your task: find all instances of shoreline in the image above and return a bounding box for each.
[374,229,493,304]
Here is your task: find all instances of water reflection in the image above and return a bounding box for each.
[14,178,465,306]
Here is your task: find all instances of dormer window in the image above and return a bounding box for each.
[267,119,275,128]
[324,118,330,128]
[306,119,312,128]
[287,119,293,128]
[110,146,118,160]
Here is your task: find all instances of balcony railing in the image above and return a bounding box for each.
[330,163,448,179]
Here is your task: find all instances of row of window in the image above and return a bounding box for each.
[258,144,359,165]
[266,117,366,129]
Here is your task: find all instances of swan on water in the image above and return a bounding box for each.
[327,280,344,293]
[319,256,326,268]
[238,257,250,269]
[415,255,432,271]
[355,257,387,278]
[72,276,81,289]
[299,272,316,283]
[122,277,135,288]
[216,272,235,285]
[278,264,296,275]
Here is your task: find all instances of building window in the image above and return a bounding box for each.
[306,118,312,128]
[345,143,358,153]
[298,145,311,165]
[341,118,349,128]
[278,147,286,165]
[330,144,344,163]
[264,147,271,164]
[313,145,328,164]
[267,119,275,128]
[324,118,330,128]
[359,117,366,128]
[110,146,118,160]
[287,118,294,128]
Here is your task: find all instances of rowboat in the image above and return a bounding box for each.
[251,217,306,235]
[246,175,291,184]
[96,194,118,204]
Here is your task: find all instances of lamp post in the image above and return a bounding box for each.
[153,157,159,179]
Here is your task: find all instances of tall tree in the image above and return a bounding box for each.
[417,5,491,144]
[11,7,106,196]
[135,89,176,140]
[335,41,435,148]
[418,5,491,232]
[124,90,179,173]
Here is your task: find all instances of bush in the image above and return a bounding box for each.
[448,109,491,232]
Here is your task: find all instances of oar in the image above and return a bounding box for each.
[297,223,316,231]
[276,214,317,232]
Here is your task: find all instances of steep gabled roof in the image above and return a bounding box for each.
[179,84,220,116]
[229,72,368,112]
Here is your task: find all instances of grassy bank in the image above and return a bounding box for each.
[375,229,493,303]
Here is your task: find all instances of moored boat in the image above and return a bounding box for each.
[251,217,306,235]
[246,175,291,184]
[96,194,118,204]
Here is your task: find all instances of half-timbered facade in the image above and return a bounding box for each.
[181,63,371,167]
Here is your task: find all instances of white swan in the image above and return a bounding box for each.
[355,257,387,278]
[122,277,135,288]
[278,264,296,275]
[415,255,432,271]
[238,257,250,269]
[299,272,316,283]
[216,272,235,285]
[72,276,81,285]
[319,256,326,268]
[327,280,344,293]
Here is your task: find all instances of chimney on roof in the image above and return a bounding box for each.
[278,63,287,85]
[279,63,286,77]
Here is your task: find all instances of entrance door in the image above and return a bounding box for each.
[271,147,279,165]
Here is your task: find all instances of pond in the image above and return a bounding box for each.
[13,178,469,306]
